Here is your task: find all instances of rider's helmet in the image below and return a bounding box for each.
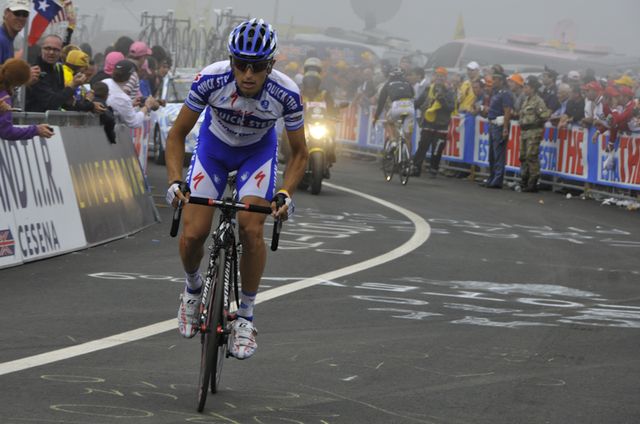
[303,57,323,74]
[302,70,321,89]
[228,18,278,62]
[388,66,405,80]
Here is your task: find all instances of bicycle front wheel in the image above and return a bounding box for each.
[196,248,227,412]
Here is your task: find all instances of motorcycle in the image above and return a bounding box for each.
[298,101,335,195]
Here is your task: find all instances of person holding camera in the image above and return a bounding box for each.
[26,35,85,112]
[412,67,455,178]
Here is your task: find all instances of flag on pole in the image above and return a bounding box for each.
[28,0,63,46]
[453,12,465,40]
[50,0,70,23]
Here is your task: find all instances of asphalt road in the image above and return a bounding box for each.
[1,153,639,424]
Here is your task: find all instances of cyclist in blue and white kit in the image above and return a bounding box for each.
[165,19,308,359]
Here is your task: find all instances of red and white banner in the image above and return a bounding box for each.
[131,119,152,174]
[443,115,465,161]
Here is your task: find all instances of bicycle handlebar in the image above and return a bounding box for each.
[169,196,282,251]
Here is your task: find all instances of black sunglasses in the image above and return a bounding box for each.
[231,58,271,73]
[11,10,29,18]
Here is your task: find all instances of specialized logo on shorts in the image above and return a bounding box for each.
[0,229,16,257]
[254,170,266,188]
[193,172,205,190]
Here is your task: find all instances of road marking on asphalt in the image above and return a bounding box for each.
[0,182,430,377]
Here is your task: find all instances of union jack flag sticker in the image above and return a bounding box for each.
[0,228,15,257]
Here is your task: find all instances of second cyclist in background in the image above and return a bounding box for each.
[372,67,415,158]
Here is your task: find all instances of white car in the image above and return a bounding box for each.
[150,68,205,165]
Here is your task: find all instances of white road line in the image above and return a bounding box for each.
[0,182,430,377]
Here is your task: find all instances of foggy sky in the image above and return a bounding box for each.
[90,0,640,57]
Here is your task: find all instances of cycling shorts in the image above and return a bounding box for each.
[386,99,415,133]
[186,126,278,202]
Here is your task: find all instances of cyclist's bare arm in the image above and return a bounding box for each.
[166,105,200,203]
[281,127,309,196]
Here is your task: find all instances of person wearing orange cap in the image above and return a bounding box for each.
[478,75,493,117]
[412,66,455,177]
[507,73,525,118]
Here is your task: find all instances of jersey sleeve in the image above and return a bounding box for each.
[283,93,304,131]
[185,63,233,114]
[278,79,304,131]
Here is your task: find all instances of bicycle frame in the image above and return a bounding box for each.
[381,116,412,185]
[170,188,280,412]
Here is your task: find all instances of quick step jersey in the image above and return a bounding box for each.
[185,60,304,148]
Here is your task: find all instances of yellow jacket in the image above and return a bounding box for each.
[457,79,476,112]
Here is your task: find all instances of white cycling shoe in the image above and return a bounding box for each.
[228,317,258,359]
[177,288,201,338]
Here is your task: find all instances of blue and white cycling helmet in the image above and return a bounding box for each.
[228,18,278,62]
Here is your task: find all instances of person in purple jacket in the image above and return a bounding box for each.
[0,58,53,140]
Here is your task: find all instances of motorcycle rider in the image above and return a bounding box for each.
[301,70,337,171]
[372,66,415,154]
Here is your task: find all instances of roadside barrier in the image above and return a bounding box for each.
[1,112,159,269]
[337,106,640,194]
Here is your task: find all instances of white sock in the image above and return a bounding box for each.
[237,290,257,321]
[185,271,202,293]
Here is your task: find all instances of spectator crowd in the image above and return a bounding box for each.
[1,0,638,193]
[277,49,640,193]
[0,0,176,144]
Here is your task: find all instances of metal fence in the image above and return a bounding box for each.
[136,8,250,69]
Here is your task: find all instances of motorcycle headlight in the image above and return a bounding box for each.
[309,123,328,140]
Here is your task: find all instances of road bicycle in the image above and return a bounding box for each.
[170,175,282,412]
[381,116,412,185]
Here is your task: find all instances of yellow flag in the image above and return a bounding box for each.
[453,13,465,40]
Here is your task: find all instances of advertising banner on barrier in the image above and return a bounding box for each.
[337,105,359,144]
[131,119,151,174]
[555,125,589,181]
[0,130,87,268]
[594,132,640,189]
[539,125,558,174]
[473,117,490,166]
[443,115,465,162]
[506,121,522,170]
[63,125,159,245]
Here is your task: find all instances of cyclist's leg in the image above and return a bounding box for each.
[182,144,230,274]
[228,136,277,359]
[235,133,277,297]
[177,139,229,338]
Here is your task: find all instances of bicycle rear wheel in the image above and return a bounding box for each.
[400,142,411,186]
[196,248,227,412]
[382,142,396,182]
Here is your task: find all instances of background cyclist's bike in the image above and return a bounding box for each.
[381,116,412,185]
[170,178,282,412]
